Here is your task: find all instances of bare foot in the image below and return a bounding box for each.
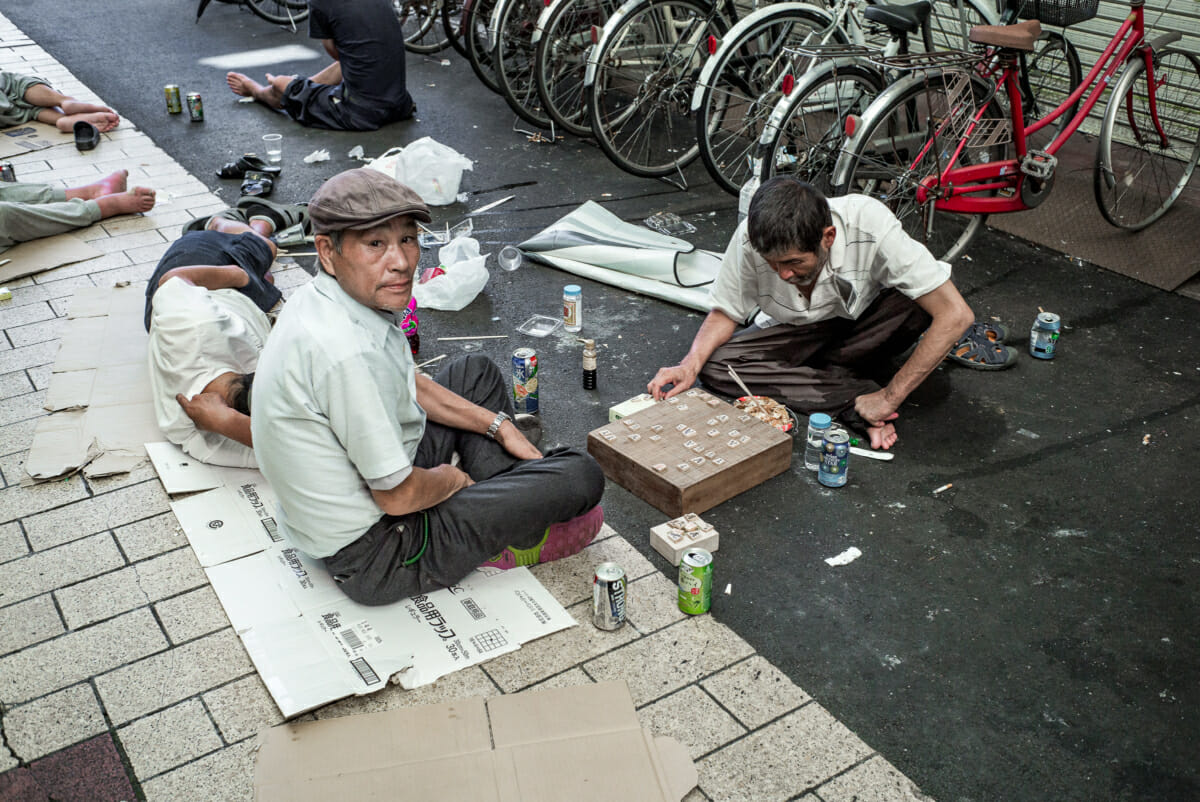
[867,421,898,451]
[59,99,115,116]
[226,72,283,108]
[95,186,156,219]
[55,110,121,134]
[65,169,129,201]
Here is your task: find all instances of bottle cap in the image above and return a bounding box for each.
[808,412,832,428]
[564,284,581,295]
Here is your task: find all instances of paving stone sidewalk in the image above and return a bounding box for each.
[0,16,931,801]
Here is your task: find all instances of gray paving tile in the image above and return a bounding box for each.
[523,665,593,692]
[4,318,63,349]
[118,699,223,779]
[0,338,58,375]
[637,685,747,760]
[629,570,689,634]
[133,545,208,601]
[0,369,34,401]
[482,597,640,693]
[90,229,166,255]
[26,364,51,391]
[33,251,130,283]
[0,594,63,655]
[0,532,123,607]
[114,512,187,562]
[0,520,27,563]
[140,738,256,802]
[816,755,934,802]
[203,674,282,743]
[95,628,253,724]
[23,479,170,550]
[0,418,39,458]
[0,299,55,330]
[0,465,89,524]
[3,683,107,761]
[584,615,756,706]
[84,459,159,494]
[7,274,94,304]
[0,389,47,427]
[698,704,874,802]
[315,664,501,720]
[55,566,150,629]
[0,745,16,774]
[527,529,657,607]
[156,586,229,644]
[701,655,812,730]
[0,607,166,704]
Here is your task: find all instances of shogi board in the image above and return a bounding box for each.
[587,388,793,517]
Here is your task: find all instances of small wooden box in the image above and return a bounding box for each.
[586,389,793,517]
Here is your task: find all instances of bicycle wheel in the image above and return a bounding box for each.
[922,0,995,52]
[536,0,614,136]
[587,0,722,177]
[1095,49,1200,230]
[443,0,469,57]
[245,0,309,25]
[760,62,882,195]
[495,0,554,126]
[694,6,839,195]
[837,69,1008,262]
[1021,31,1081,151]
[397,0,451,53]
[465,0,504,93]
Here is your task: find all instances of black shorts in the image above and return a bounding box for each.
[144,231,280,332]
[280,78,415,131]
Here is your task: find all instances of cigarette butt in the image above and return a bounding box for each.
[1038,306,1045,313]
[933,483,953,495]
[724,583,732,595]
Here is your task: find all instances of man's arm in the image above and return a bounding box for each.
[176,392,253,447]
[322,39,339,61]
[415,373,541,460]
[158,265,249,292]
[648,309,739,400]
[854,280,973,426]
[370,464,474,517]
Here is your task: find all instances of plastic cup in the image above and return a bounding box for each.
[498,246,522,271]
[262,133,283,164]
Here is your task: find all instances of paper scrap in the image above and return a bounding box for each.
[723,583,732,595]
[348,145,366,160]
[1142,434,1151,445]
[1016,428,1040,439]
[825,547,862,567]
[303,148,331,163]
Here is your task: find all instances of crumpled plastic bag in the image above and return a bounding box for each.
[365,137,473,206]
[412,236,489,311]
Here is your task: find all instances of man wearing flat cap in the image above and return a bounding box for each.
[251,169,605,606]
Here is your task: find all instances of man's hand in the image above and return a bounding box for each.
[648,364,698,401]
[495,419,541,460]
[854,390,900,450]
[176,392,233,433]
[430,463,475,493]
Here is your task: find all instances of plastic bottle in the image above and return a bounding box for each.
[804,412,832,471]
[737,158,763,224]
[563,284,582,333]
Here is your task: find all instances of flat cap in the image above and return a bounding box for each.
[308,168,432,234]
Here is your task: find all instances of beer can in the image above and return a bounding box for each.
[164,84,182,114]
[512,347,539,414]
[0,163,16,183]
[1029,312,1061,360]
[186,92,204,122]
[592,562,627,630]
[817,429,850,488]
[678,548,713,615]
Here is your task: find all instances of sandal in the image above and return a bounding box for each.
[181,207,248,236]
[236,197,309,234]
[946,336,1018,370]
[240,171,274,198]
[961,319,1009,344]
[216,154,282,179]
[74,121,100,152]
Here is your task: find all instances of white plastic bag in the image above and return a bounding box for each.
[394,137,473,205]
[412,236,489,311]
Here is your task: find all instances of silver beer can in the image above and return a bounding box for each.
[592,562,627,630]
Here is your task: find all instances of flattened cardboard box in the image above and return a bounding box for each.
[254,680,698,802]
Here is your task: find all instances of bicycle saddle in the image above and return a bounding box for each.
[969,18,1042,51]
[863,1,933,34]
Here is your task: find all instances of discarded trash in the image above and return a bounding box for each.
[1030,311,1061,359]
[1016,428,1040,439]
[418,218,473,249]
[933,483,953,495]
[723,583,732,596]
[236,96,256,104]
[849,445,893,461]
[1142,434,1151,445]
[412,237,489,310]
[643,211,696,236]
[437,335,508,341]
[303,149,331,163]
[0,287,12,302]
[416,354,447,369]
[347,145,366,160]
[366,138,474,205]
[824,547,862,566]
[497,246,522,272]
[516,314,562,337]
[470,195,515,215]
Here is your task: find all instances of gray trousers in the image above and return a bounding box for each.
[325,354,605,606]
[0,182,101,251]
[699,289,931,421]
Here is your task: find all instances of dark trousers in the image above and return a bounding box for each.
[699,290,931,419]
[325,354,605,606]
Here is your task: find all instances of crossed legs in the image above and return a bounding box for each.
[23,83,120,133]
[225,61,343,110]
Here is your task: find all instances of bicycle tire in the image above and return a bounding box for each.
[836,70,1007,262]
[922,0,996,52]
[536,0,615,137]
[244,0,309,25]
[1021,31,1081,151]
[465,0,504,93]
[1094,48,1200,231]
[443,0,469,57]
[397,0,452,53]
[759,62,883,196]
[495,0,554,126]
[694,6,841,195]
[586,0,724,177]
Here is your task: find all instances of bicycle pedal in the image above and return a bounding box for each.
[1020,151,1057,181]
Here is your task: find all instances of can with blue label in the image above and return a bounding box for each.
[512,347,539,414]
[1029,312,1060,359]
[818,429,850,488]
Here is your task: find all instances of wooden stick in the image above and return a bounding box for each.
[726,364,766,415]
[437,335,508,341]
[416,354,448,368]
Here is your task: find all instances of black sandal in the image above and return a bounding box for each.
[236,197,309,233]
[239,171,274,198]
[946,336,1018,370]
[74,121,100,151]
[216,154,282,179]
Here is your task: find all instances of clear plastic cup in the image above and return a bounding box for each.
[262,133,282,164]
[498,246,522,271]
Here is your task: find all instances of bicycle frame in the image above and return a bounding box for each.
[920,3,1151,214]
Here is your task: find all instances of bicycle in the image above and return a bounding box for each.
[197,0,309,28]
[492,0,556,126]
[831,0,1200,262]
[396,0,455,53]
[532,0,623,136]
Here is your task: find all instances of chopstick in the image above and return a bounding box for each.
[725,364,766,415]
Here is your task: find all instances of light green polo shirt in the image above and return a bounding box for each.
[251,271,426,559]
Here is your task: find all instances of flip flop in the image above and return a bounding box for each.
[216,154,282,179]
[74,121,100,151]
[181,207,248,236]
[946,337,1018,370]
[239,171,274,198]
[236,197,309,234]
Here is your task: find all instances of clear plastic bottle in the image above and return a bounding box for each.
[563,284,582,333]
[804,412,832,471]
[737,158,763,224]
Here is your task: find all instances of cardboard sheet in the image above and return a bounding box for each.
[0,234,102,283]
[154,446,577,717]
[253,681,699,801]
[0,122,72,158]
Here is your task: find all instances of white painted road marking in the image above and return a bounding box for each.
[199,45,321,70]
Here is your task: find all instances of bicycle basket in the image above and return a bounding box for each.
[1009,0,1098,27]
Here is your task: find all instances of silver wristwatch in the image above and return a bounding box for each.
[485,411,511,440]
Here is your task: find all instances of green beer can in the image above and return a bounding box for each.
[678,547,713,615]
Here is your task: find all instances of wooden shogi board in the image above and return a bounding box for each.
[586,388,793,517]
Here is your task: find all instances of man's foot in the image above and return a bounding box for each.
[95,187,156,219]
[59,99,116,117]
[481,506,604,571]
[54,110,120,133]
[65,169,128,201]
[226,72,285,108]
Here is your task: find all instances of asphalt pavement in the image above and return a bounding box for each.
[5,0,1198,798]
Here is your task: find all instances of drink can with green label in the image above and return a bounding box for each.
[678,548,712,615]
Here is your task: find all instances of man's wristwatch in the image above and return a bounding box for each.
[485,411,511,440]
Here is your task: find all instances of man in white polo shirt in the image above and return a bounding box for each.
[649,178,982,451]
[251,169,604,606]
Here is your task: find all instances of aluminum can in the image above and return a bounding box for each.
[592,562,627,630]
[563,284,581,333]
[164,84,182,114]
[186,92,204,122]
[678,548,713,615]
[1029,312,1061,360]
[817,429,850,488]
[0,163,15,182]
[512,347,539,414]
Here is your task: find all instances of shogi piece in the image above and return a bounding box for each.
[650,512,720,565]
[587,389,792,516]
